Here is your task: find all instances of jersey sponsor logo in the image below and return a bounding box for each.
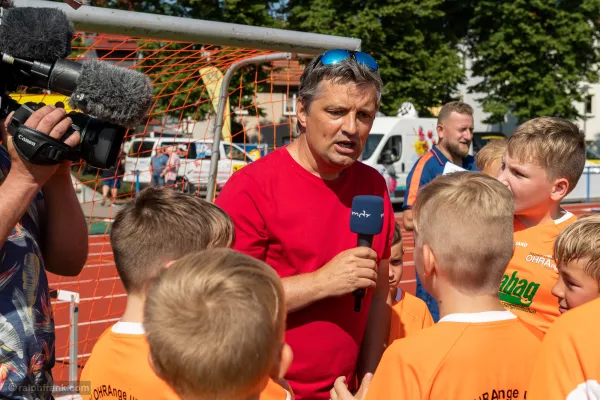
[499,271,540,307]
[525,252,558,272]
[515,241,528,248]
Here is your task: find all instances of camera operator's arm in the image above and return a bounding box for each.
[0,172,40,249]
[0,106,88,275]
[37,162,88,277]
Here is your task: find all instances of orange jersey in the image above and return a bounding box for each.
[366,311,542,400]
[389,290,434,345]
[529,298,600,400]
[80,322,179,400]
[260,379,293,400]
[499,212,577,334]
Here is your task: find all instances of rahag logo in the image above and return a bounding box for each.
[499,271,540,307]
[17,134,36,147]
[351,210,370,218]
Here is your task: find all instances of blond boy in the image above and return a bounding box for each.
[80,187,235,400]
[387,221,433,344]
[331,172,542,400]
[497,117,586,334]
[475,139,507,178]
[144,249,294,400]
[551,214,600,314]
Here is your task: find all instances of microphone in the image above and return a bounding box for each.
[0,7,153,127]
[0,6,74,62]
[69,59,154,127]
[350,195,384,312]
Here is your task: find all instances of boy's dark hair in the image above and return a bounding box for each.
[392,221,402,246]
[110,187,235,294]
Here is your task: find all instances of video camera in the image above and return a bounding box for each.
[0,5,153,169]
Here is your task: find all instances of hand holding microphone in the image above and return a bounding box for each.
[317,247,379,299]
[316,195,384,312]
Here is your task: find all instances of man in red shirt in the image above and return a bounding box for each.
[216,50,395,400]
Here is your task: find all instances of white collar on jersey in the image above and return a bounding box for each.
[554,210,574,225]
[111,321,145,335]
[439,310,516,323]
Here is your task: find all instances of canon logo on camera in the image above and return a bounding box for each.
[17,134,36,147]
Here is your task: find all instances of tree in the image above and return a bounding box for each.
[286,0,466,116]
[465,0,600,124]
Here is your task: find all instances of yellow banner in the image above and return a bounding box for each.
[9,93,76,112]
[199,66,231,143]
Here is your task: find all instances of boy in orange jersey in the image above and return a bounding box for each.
[475,139,507,178]
[144,249,294,400]
[80,188,235,400]
[387,221,433,345]
[528,297,600,400]
[80,187,291,400]
[497,117,586,334]
[551,214,600,314]
[330,172,542,400]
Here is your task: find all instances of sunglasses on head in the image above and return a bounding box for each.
[318,49,379,72]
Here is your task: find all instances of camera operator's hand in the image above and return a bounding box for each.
[3,105,80,188]
[315,247,379,298]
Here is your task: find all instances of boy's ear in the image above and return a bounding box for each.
[421,244,438,295]
[550,177,569,201]
[269,343,293,381]
[423,244,436,278]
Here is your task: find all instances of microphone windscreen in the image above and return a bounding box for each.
[69,59,154,127]
[0,7,73,61]
[350,195,384,235]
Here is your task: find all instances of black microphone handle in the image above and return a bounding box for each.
[353,233,374,312]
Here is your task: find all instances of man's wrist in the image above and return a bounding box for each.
[2,172,40,203]
[309,268,327,301]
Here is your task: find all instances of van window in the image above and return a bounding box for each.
[362,134,383,160]
[129,140,155,158]
[379,135,402,163]
[223,143,246,161]
[194,142,214,159]
[161,142,197,159]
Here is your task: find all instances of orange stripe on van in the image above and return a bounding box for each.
[407,152,434,207]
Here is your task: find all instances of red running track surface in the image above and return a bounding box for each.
[47,203,600,382]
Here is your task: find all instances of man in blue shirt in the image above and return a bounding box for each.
[402,101,478,321]
[151,146,169,187]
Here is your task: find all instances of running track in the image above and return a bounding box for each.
[48,203,600,382]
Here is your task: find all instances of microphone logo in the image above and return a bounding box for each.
[351,210,371,219]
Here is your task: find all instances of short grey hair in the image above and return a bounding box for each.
[297,54,383,131]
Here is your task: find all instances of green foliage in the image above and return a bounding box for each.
[286,0,466,116]
[465,0,600,124]
[50,0,600,124]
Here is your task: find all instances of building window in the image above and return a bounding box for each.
[283,93,297,116]
[585,95,593,115]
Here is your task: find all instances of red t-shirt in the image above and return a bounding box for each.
[216,147,395,400]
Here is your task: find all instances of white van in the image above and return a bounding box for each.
[361,117,438,201]
[123,137,255,192]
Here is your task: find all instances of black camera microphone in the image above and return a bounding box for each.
[0,7,153,127]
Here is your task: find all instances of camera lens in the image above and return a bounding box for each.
[70,113,126,169]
